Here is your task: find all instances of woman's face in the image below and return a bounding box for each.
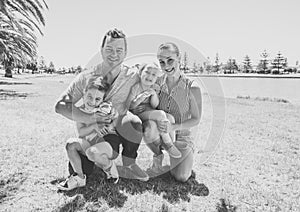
[157,48,180,76]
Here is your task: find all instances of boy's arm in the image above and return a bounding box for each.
[76,122,97,138]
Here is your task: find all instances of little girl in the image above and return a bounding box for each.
[127,63,181,158]
[58,77,119,191]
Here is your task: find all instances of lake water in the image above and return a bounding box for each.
[190,76,300,105]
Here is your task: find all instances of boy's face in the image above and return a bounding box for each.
[140,67,161,86]
[83,88,105,111]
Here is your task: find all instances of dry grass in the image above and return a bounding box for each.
[0,73,299,211]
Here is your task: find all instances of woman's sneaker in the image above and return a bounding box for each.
[58,173,86,191]
[103,160,119,184]
[165,144,182,158]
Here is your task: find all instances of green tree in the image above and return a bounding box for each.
[257,50,269,74]
[224,58,238,74]
[212,53,221,73]
[271,52,287,74]
[242,55,252,73]
[0,0,48,77]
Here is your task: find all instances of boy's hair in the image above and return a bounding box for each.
[101,28,127,51]
[158,42,180,57]
[85,77,109,93]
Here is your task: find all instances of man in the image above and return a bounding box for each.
[55,28,149,183]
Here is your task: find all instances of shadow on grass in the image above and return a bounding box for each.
[0,89,31,100]
[0,172,27,204]
[0,81,32,85]
[54,166,209,210]
[216,198,238,212]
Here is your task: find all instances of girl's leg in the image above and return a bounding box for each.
[66,138,89,179]
[143,120,162,155]
[170,145,194,182]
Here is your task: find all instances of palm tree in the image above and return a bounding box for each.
[0,0,48,77]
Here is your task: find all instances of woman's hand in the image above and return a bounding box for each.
[157,119,174,133]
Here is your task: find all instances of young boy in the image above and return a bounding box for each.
[58,77,119,191]
[127,63,182,158]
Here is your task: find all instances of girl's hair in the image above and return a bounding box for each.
[85,77,108,93]
[157,42,180,57]
[138,62,161,75]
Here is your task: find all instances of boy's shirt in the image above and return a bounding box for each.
[60,64,139,117]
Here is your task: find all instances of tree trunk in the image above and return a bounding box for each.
[4,66,13,78]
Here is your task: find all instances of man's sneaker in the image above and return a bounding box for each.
[128,163,149,181]
[103,160,119,184]
[165,144,182,158]
[58,173,86,191]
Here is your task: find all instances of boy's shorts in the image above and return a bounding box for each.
[80,133,121,160]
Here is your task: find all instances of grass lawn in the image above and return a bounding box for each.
[0,73,299,211]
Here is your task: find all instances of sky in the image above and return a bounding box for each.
[37,0,300,68]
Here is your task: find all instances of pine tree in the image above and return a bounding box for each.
[212,53,221,73]
[242,55,252,73]
[271,52,287,74]
[257,50,269,74]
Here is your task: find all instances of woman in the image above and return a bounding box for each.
[140,42,202,182]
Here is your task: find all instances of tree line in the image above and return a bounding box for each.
[181,50,299,75]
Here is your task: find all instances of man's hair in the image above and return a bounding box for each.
[101,28,127,51]
[158,42,180,57]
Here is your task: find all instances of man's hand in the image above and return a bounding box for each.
[95,125,110,136]
[131,105,146,114]
[93,112,112,124]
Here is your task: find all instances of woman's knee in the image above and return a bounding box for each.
[172,171,191,182]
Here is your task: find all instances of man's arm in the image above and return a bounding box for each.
[55,94,95,124]
[54,73,111,125]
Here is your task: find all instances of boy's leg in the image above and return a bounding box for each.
[66,138,89,179]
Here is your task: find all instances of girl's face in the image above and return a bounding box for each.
[157,48,180,76]
[83,88,105,111]
[140,67,160,86]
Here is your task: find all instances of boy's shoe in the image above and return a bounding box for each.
[165,144,182,158]
[128,163,149,181]
[103,160,119,184]
[58,173,86,191]
[150,154,164,174]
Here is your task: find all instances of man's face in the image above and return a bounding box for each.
[101,37,126,68]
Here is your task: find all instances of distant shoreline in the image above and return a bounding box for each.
[187,73,300,79]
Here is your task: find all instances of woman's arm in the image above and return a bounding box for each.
[158,86,202,133]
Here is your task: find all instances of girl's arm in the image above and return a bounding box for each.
[76,122,97,137]
[149,89,159,108]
